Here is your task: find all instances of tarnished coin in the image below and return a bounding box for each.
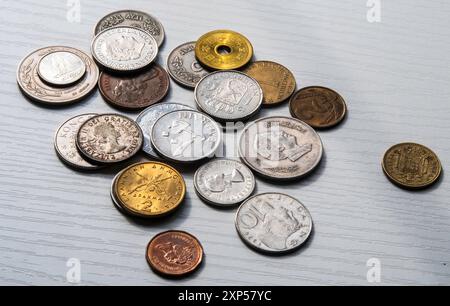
[136,103,193,159]
[289,86,347,128]
[382,142,442,189]
[38,51,86,86]
[146,230,203,276]
[91,26,158,73]
[76,114,143,164]
[151,110,222,163]
[195,29,253,70]
[194,70,263,122]
[115,162,186,217]
[17,46,99,105]
[243,61,296,106]
[167,41,208,88]
[239,116,323,180]
[99,64,170,110]
[95,10,165,47]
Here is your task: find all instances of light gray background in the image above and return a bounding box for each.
[0,0,449,285]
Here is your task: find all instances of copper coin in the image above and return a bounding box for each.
[146,230,203,277]
[289,86,347,128]
[98,64,169,110]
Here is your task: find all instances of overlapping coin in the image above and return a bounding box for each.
[38,51,86,86]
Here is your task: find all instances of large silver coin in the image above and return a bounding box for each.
[239,116,323,180]
[151,110,222,162]
[194,70,263,122]
[136,103,193,159]
[38,51,86,86]
[235,193,313,254]
[167,41,208,88]
[91,26,158,73]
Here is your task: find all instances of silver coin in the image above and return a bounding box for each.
[91,26,158,73]
[151,110,222,162]
[235,192,313,254]
[194,70,263,122]
[239,116,323,180]
[194,159,255,206]
[110,170,125,212]
[167,41,208,88]
[38,51,86,86]
[94,10,165,47]
[136,103,193,159]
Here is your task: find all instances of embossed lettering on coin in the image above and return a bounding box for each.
[38,51,86,86]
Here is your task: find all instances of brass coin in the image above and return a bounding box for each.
[289,86,347,128]
[382,143,442,189]
[195,29,253,70]
[243,61,296,106]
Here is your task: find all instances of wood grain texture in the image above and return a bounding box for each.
[0,0,449,285]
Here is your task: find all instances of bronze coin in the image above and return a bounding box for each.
[98,63,170,110]
[146,230,203,277]
[289,86,347,128]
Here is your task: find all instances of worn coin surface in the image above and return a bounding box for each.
[194,70,263,122]
[235,193,313,254]
[289,86,347,128]
[167,41,208,88]
[17,46,99,105]
[243,61,296,106]
[146,230,203,276]
[195,29,253,70]
[382,142,442,189]
[194,159,255,206]
[38,51,86,86]
[76,114,143,164]
[239,116,323,180]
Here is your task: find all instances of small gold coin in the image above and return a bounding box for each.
[114,162,186,217]
[195,29,253,70]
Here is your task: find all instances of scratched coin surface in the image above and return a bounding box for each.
[194,70,263,122]
[115,162,186,217]
[167,41,208,88]
[146,230,203,276]
[289,86,347,128]
[76,114,143,164]
[239,116,323,180]
[194,159,255,206]
[235,193,313,254]
[38,51,86,86]
[382,143,442,189]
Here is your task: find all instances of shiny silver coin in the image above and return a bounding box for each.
[136,102,193,159]
[38,51,86,86]
[91,26,158,73]
[235,192,313,254]
[194,159,255,206]
[239,116,323,180]
[194,70,263,122]
[151,110,222,163]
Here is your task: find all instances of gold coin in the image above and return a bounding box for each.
[114,162,186,217]
[243,61,296,105]
[195,29,253,70]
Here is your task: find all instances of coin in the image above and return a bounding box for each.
[289,86,347,128]
[194,159,255,207]
[91,26,158,73]
[382,142,442,189]
[76,114,143,164]
[94,10,165,47]
[136,103,193,159]
[194,70,263,122]
[114,162,186,217]
[38,51,86,86]
[17,46,99,105]
[239,116,323,180]
[98,64,170,110]
[167,41,208,88]
[243,61,296,106]
[146,230,203,276]
[151,110,222,163]
[195,29,253,70]
[110,170,125,212]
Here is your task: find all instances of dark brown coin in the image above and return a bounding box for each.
[98,63,170,110]
[289,86,347,128]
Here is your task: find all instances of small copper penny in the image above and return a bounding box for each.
[289,86,347,128]
[98,63,170,110]
[146,230,203,277]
